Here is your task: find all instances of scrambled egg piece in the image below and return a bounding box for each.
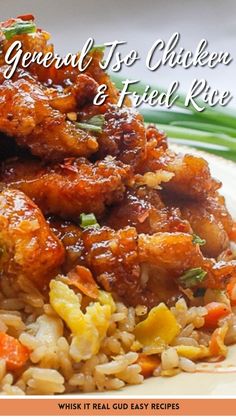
[134,303,180,346]
[175,345,210,360]
[49,280,113,361]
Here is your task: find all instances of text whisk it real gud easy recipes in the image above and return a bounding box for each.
[3,32,233,111]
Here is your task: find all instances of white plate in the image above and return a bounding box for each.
[107,146,236,396]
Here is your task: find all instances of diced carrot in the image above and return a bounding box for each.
[137,354,160,378]
[0,332,30,371]
[209,323,228,357]
[67,265,99,299]
[227,277,236,306]
[203,302,231,329]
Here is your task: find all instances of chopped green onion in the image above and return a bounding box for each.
[178,267,207,288]
[2,21,36,40]
[80,213,100,229]
[76,115,104,133]
[192,234,206,246]
[87,115,105,126]
[76,122,102,133]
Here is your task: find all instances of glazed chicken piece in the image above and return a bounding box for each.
[139,233,236,291]
[145,124,168,150]
[0,76,98,161]
[140,126,220,200]
[0,188,64,288]
[161,191,234,258]
[98,105,146,168]
[47,74,100,114]
[0,156,130,221]
[180,195,233,258]
[82,48,120,105]
[36,48,119,104]
[48,217,83,273]
[38,47,119,104]
[106,187,191,234]
[163,153,220,200]
[77,104,147,169]
[0,70,138,165]
[80,226,236,308]
[0,16,119,104]
[0,16,53,75]
[81,226,146,306]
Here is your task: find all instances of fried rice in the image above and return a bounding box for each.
[0,273,236,395]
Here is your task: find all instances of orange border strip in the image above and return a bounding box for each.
[0,398,236,416]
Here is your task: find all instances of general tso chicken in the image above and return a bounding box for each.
[0,15,235,309]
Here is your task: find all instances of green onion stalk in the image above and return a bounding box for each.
[2,21,36,40]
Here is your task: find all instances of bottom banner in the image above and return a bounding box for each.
[0,398,235,416]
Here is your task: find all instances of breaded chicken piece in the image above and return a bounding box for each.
[0,188,64,288]
[78,104,147,169]
[82,48,120,105]
[138,233,204,275]
[0,16,119,104]
[205,193,233,235]
[162,191,233,258]
[0,156,130,221]
[81,226,145,306]
[139,232,236,291]
[164,153,220,200]
[0,16,53,68]
[106,187,191,234]
[180,196,233,258]
[44,48,120,104]
[80,227,236,307]
[48,217,83,273]
[81,226,184,308]
[145,124,168,150]
[98,105,146,168]
[0,77,98,160]
[140,128,220,200]
[36,48,119,104]
[47,74,100,114]
[0,16,56,86]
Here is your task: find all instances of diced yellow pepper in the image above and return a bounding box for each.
[134,303,180,346]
